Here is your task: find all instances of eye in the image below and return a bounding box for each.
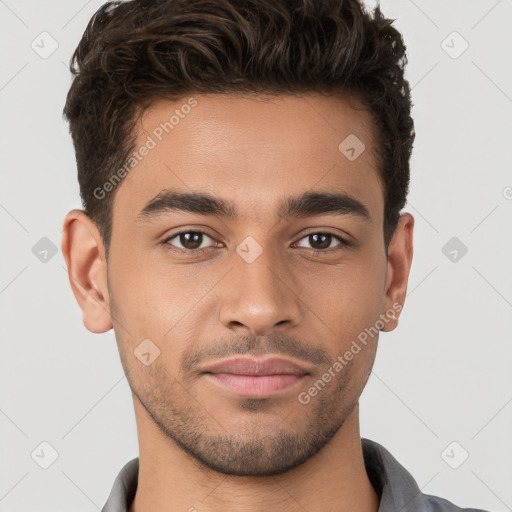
[294,232,350,253]
[162,230,351,256]
[163,230,217,253]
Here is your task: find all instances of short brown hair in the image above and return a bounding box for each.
[63,0,415,258]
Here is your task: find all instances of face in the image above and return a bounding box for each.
[63,92,413,476]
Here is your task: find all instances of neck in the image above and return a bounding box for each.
[129,399,379,512]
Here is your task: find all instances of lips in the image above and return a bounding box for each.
[202,356,309,376]
[201,356,310,398]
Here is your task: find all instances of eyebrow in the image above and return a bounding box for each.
[136,189,372,224]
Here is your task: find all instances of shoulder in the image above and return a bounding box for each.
[422,493,491,512]
[361,438,492,512]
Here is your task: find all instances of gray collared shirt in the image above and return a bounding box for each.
[102,437,489,512]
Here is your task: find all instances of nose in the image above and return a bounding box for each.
[218,243,303,337]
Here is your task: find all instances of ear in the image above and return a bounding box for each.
[381,213,414,332]
[61,209,112,334]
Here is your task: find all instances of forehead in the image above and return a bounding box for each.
[113,92,384,224]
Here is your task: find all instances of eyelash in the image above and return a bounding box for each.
[161,230,351,256]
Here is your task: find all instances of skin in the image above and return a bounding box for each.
[61,92,414,512]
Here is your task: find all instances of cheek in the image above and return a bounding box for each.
[107,246,168,334]
[305,250,386,320]
[296,249,386,362]
[108,253,194,379]
[108,243,217,346]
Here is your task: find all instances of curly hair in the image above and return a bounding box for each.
[63,0,415,258]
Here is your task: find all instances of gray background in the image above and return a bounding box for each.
[1,0,511,510]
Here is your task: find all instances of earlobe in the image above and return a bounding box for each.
[381,213,414,332]
[61,209,113,334]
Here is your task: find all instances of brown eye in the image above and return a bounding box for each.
[164,231,215,252]
[309,233,332,250]
[295,232,347,252]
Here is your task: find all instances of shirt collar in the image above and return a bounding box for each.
[362,438,430,511]
[102,457,138,512]
[101,438,440,512]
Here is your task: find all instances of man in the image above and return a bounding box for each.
[60,0,489,510]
